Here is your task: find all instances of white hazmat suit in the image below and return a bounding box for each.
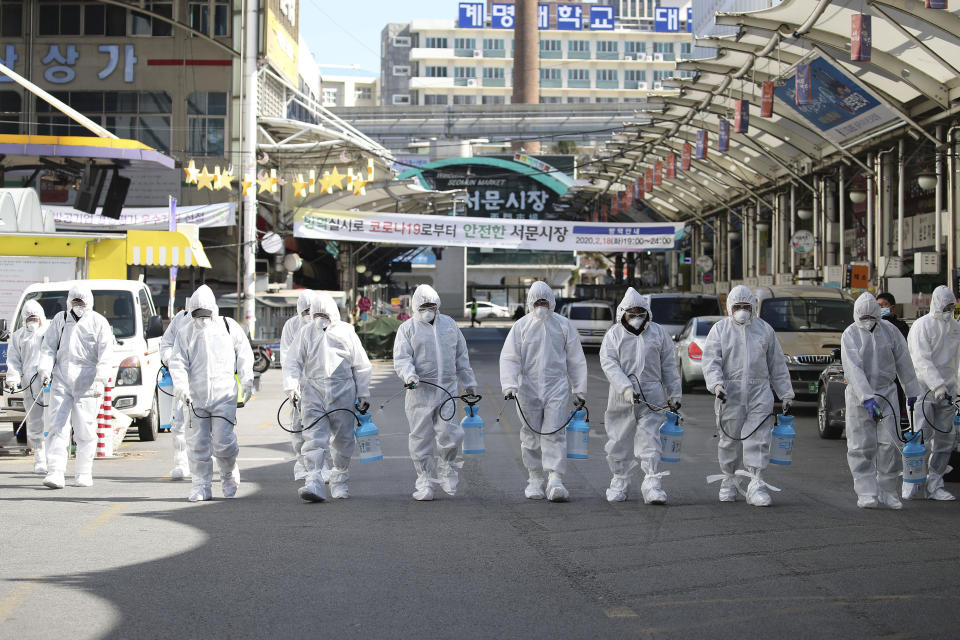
[37,285,114,489]
[500,281,588,502]
[842,292,920,509]
[600,288,681,504]
[168,286,254,501]
[394,285,477,501]
[160,309,192,480]
[5,300,50,473]
[285,292,371,502]
[279,290,315,481]
[906,285,958,501]
[701,285,794,506]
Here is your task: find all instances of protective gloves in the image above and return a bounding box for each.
[38,368,51,387]
[574,392,586,406]
[863,397,881,420]
[465,386,478,397]
[287,390,300,405]
[504,388,517,400]
[667,398,681,413]
[241,381,254,400]
[933,385,948,402]
[175,388,192,406]
[622,387,636,403]
[405,375,419,388]
[92,380,105,397]
[356,396,370,413]
[781,399,793,415]
[907,396,918,408]
[714,385,726,403]
[5,374,20,390]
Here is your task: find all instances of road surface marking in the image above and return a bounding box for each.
[78,504,128,536]
[604,607,639,618]
[0,582,38,623]
[255,420,273,429]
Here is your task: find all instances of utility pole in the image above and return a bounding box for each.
[242,0,259,337]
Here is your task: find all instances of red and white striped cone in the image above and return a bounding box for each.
[96,383,115,458]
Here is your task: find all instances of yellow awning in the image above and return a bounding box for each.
[126,224,211,269]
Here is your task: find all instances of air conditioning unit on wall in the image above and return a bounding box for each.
[653,53,664,62]
[466,78,477,87]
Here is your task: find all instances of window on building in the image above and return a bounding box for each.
[0,91,20,134]
[568,40,589,53]
[0,2,22,37]
[483,38,505,50]
[392,94,411,105]
[188,91,226,156]
[653,42,674,53]
[625,41,646,54]
[680,42,692,58]
[453,95,476,105]
[595,97,618,103]
[37,91,172,153]
[393,65,410,76]
[597,69,618,82]
[539,68,561,81]
[539,39,561,52]
[355,86,373,101]
[393,36,411,47]
[454,37,476,50]
[424,94,448,105]
[424,66,448,78]
[597,41,618,53]
[130,1,173,36]
[568,68,589,81]
[38,2,81,35]
[625,69,646,82]
[567,97,591,103]
[83,3,128,36]
[482,95,505,105]
[454,67,477,78]
[187,0,229,37]
[321,87,339,106]
[539,96,562,104]
[424,37,448,48]
[653,70,670,82]
[482,67,505,80]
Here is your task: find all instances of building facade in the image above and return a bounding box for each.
[380,0,692,107]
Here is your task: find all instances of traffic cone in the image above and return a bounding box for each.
[96,382,114,458]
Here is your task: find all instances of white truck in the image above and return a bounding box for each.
[1,278,165,442]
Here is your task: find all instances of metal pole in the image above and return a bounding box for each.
[790,183,796,273]
[867,152,875,272]
[949,130,957,293]
[756,198,762,277]
[898,138,905,259]
[727,210,732,283]
[242,0,259,337]
[813,176,820,271]
[936,125,943,256]
[839,167,846,268]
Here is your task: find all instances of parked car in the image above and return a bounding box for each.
[673,315,725,391]
[464,300,511,319]
[642,293,723,338]
[560,300,615,346]
[1,278,164,443]
[755,286,854,401]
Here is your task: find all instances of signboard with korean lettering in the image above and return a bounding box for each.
[926,0,947,9]
[557,4,582,30]
[851,14,871,61]
[265,0,299,86]
[654,161,663,185]
[424,163,563,219]
[295,209,685,252]
[687,7,693,32]
[491,3,515,28]
[666,153,676,179]
[655,7,680,32]
[589,5,614,30]
[538,3,549,28]
[734,99,749,133]
[761,81,775,117]
[696,130,708,160]
[458,2,485,28]
[795,63,812,105]
[774,55,897,143]
[681,143,692,170]
[718,119,730,152]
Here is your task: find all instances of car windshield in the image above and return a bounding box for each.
[650,297,722,324]
[22,290,137,338]
[570,306,612,321]
[696,320,718,337]
[759,297,853,332]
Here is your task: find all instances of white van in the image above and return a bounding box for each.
[2,278,164,441]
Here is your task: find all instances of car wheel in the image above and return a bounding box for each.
[818,388,842,439]
[137,393,159,442]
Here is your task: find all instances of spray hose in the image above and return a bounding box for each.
[186,401,237,427]
[504,393,587,436]
[871,393,920,444]
[156,365,175,397]
[628,373,673,413]
[276,395,365,434]
[714,404,777,442]
[404,379,482,422]
[917,389,958,435]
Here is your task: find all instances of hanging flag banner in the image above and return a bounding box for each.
[696,130,708,159]
[47,202,237,231]
[718,119,730,152]
[775,55,897,143]
[637,175,645,200]
[611,193,619,217]
[601,203,608,221]
[926,0,947,8]
[645,169,654,192]
[795,63,812,105]
[654,161,663,185]
[666,153,676,179]
[734,99,749,133]
[681,143,692,170]
[851,14,871,61]
[295,209,683,251]
[761,81,775,117]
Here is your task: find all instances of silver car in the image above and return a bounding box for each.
[673,315,725,392]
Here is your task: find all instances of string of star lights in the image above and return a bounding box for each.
[182,158,375,197]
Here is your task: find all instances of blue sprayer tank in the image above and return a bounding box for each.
[355,412,383,463]
[659,411,683,463]
[770,414,796,466]
[461,404,485,454]
[157,367,174,433]
[566,409,589,459]
[902,431,927,484]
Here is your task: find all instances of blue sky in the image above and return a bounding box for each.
[300,0,452,72]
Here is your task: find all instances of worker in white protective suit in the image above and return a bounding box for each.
[394,284,477,501]
[279,290,317,482]
[841,292,920,509]
[285,292,371,502]
[36,285,114,489]
[160,308,192,480]
[500,281,588,502]
[4,300,50,474]
[168,285,254,502]
[906,285,958,501]
[701,285,794,507]
[600,288,681,504]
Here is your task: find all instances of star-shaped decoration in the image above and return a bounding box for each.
[323,166,345,193]
[257,171,276,194]
[183,159,199,184]
[241,176,253,196]
[352,175,368,196]
[195,165,215,191]
[217,168,235,191]
[293,174,308,198]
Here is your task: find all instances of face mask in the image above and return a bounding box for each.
[939,310,953,321]
[733,309,750,325]
[315,316,330,329]
[879,307,891,318]
[857,318,877,332]
[194,317,212,329]
[628,317,644,329]
[534,306,551,319]
[71,306,85,320]
[419,309,436,323]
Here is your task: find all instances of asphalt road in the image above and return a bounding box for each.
[2,327,960,639]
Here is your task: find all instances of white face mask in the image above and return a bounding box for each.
[856,317,877,332]
[315,316,330,329]
[71,305,85,319]
[25,320,39,332]
[194,317,212,329]
[418,309,436,323]
[534,305,551,319]
[733,309,751,325]
[628,317,644,330]
[939,309,954,321]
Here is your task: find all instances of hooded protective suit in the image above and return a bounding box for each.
[701,285,793,505]
[279,290,315,480]
[160,309,192,479]
[500,281,588,500]
[600,288,681,503]
[6,300,49,472]
[37,284,114,487]
[168,285,254,500]
[285,292,371,501]
[842,292,920,507]
[394,284,477,500]
[906,285,959,500]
